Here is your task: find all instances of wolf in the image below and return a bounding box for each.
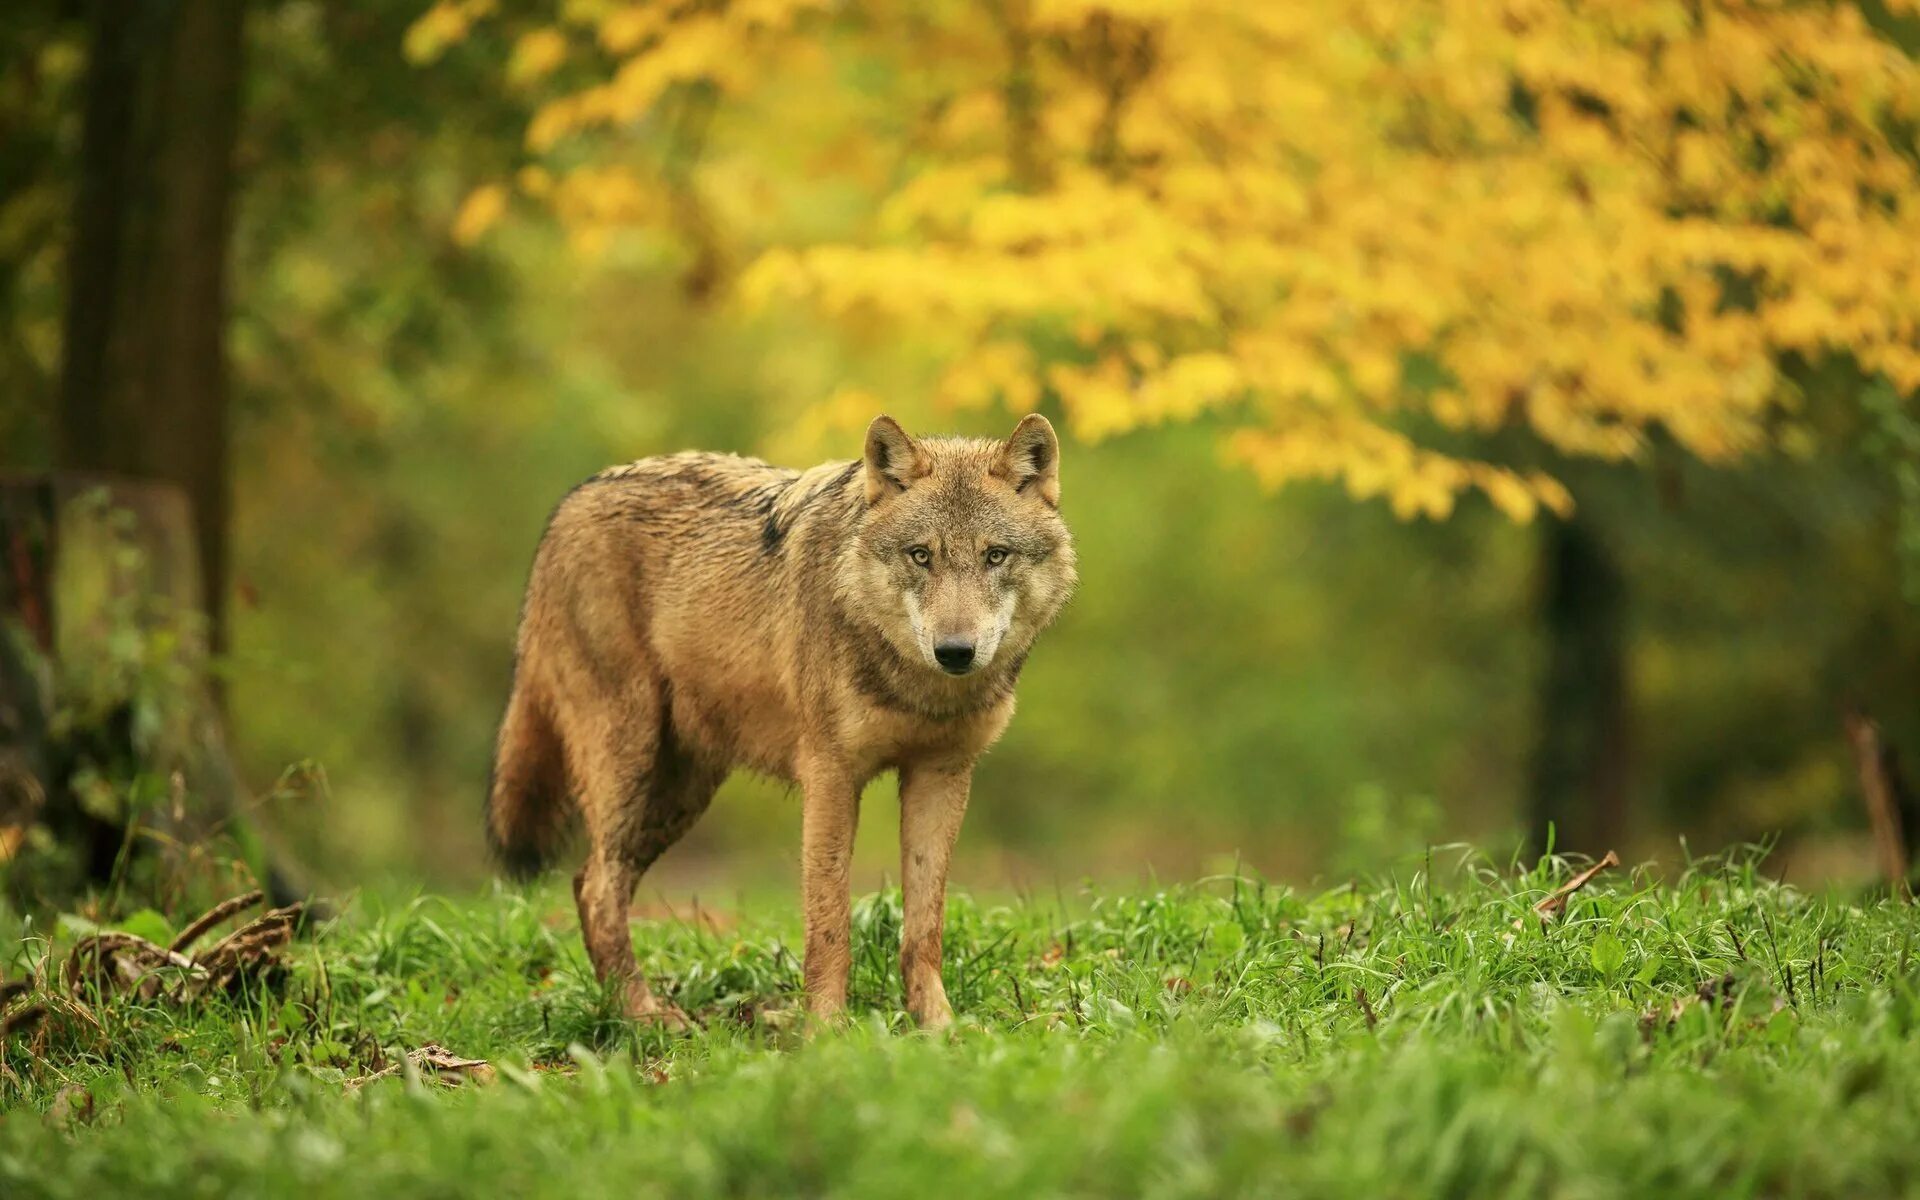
[486,414,1076,1028]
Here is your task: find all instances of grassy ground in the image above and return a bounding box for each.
[3,847,1919,1198]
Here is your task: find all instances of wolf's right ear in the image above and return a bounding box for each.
[864,415,931,504]
[994,413,1060,507]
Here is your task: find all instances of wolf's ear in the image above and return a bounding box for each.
[994,413,1060,507]
[864,415,931,504]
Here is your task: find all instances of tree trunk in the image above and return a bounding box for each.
[58,0,244,657]
[1526,516,1631,860]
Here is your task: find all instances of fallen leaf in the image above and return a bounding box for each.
[346,1043,495,1091]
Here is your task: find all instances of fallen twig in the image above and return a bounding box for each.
[1,891,307,1048]
[1530,851,1621,925]
[168,889,265,954]
[63,892,304,1004]
[193,904,304,995]
[345,1043,496,1092]
[1353,986,1378,1030]
[64,933,204,1000]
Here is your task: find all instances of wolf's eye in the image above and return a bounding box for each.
[907,545,932,568]
[985,546,1011,567]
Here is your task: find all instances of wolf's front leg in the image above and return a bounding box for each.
[799,755,859,1021]
[898,758,973,1029]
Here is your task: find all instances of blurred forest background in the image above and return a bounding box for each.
[4,0,1920,900]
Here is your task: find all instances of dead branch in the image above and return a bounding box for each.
[168,888,264,953]
[1529,850,1621,925]
[1353,986,1378,1030]
[47,890,303,1011]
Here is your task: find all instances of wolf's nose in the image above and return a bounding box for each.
[933,640,976,674]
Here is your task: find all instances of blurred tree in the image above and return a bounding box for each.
[1526,514,1628,858]
[0,0,81,463]
[58,0,244,654]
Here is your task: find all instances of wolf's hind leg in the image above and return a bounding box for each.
[573,847,676,1023]
[574,741,724,1026]
[570,709,679,1024]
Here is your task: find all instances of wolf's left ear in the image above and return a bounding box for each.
[994,413,1060,507]
[864,415,931,504]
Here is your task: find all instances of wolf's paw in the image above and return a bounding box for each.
[624,984,696,1030]
[800,1000,852,1037]
[907,978,954,1031]
[909,1000,955,1032]
[629,1001,695,1030]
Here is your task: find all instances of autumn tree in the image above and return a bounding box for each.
[425,0,1920,502]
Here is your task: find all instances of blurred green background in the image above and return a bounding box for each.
[4,0,1919,900]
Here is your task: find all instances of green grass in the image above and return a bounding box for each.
[5,847,1920,1198]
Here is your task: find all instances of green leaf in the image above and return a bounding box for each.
[1590,930,1627,979]
[1211,921,1247,957]
[116,908,174,946]
[56,912,102,940]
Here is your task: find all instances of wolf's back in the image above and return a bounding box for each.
[484,452,834,876]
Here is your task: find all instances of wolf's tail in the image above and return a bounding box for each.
[486,684,569,880]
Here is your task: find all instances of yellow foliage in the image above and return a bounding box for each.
[403,0,494,66]
[938,341,1041,414]
[451,183,508,247]
[457,0,1920,520]
[597,5,665,55]
[507,28,568,87]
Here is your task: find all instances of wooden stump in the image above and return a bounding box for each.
[0,472,255,898]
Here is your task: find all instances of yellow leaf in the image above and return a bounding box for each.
[507,28,568,86]
[451,183,508,246]
[516,165,554,198]
[403,0,495,66]
[598,5,662,54]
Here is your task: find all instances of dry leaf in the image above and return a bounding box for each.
[1519,851,1621,930]
[346,1043,495,1091]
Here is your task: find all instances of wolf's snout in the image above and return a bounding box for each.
[933,639,977,674]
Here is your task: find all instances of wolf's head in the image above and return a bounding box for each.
[838,414,1077,682]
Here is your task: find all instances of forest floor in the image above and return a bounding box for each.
[3,848,1919,1198]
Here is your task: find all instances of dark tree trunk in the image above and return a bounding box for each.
[1526,516,1631,859]
[58,0,244,656]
